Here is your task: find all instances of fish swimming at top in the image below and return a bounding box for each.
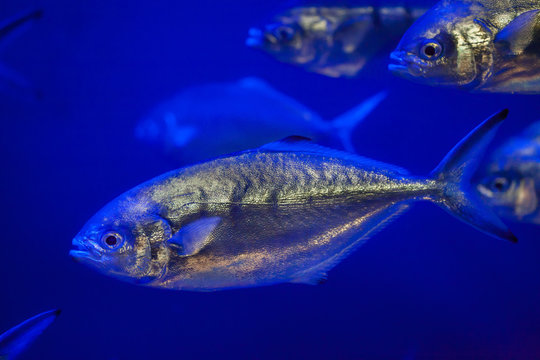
[0,309,60,360]
[477,121,540,224]
[389,0,540,93]
[0,10,42,98]
[135,77,387,161]
[71,110,515,292]
[247,3,427,78]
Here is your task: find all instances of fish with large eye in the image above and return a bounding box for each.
[477,121,540,224]
[389,0,540,93]
[246,5,427,78]
[72,110,516,292]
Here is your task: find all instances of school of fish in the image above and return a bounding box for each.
[3,0,540,356]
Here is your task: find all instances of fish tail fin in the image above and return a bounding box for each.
[430,109,516,242]
[330,91,387,153]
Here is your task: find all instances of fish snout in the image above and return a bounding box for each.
[388,51,424,78]
[70,237,103,263]
[246,27,263,47]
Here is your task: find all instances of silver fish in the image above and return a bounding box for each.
[0,309,60,360]
[136,77,386,159]
[477,121,540,224]
[247,5,426,78]
[389,0,540,93]
[0,10,42,97]
[71,110,515,291]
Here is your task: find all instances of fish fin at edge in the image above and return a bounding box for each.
[261,135,409,175]
[494,10,540,56]
[290,203,410,285]
[330,91,387,152]
[431,109,517,242]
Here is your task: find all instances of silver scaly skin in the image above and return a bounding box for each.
[247,5,426,78]
[478,121,540,224]
[71,111,515,291]
[389,0,540,93]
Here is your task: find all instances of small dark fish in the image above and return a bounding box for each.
[135,77,386,161]
[389,0,540,93]
[71,110,514,291]
[0,309,60,360]
[0,10,42,97]
[477,121,540,224]
[247,5,427,78]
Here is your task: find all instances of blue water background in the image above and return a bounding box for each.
[1,1,540,359]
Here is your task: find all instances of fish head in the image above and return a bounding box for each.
[389,1,493,89]
[477,139,540,223]
[70,193,171,285]
[247,7,340,66]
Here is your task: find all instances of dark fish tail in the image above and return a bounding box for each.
[430,109,517,242]
[0,309,60,359]
[0,10,43,40]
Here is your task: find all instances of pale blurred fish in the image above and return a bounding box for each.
[389,0,540,93]
[72,110,514,291]
[0,10,42,97]
[136,77,387,162]
[478,121,540,224]
[247,3,427,78]
[0,309,60,360]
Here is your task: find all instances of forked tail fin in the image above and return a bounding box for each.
[431,109,517,242]
[330,91,387,153]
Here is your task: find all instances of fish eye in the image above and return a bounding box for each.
[100,231,124,250]
[490,176,510,192]
[273,25,295,42]
[420,40,443,60]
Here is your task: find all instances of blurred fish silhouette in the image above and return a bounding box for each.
[246,4,427,78]
[0,309,60,360]
[477,121,540,224]
[136,77,387,161]
[72,110,514,291]
[389,0,540,93]
[0,10,42,98]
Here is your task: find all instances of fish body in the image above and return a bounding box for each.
[477,121,540,224]
[0,10,42,97]
[72,111,515,291]
[247,5,427,78]
[135,77,386,160]
[389,0,540,93]
[0,309,60,360]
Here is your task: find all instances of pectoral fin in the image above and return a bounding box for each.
[495,10,540,56]
[167,217,221,256]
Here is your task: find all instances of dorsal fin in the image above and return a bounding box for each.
[260,136,409,175]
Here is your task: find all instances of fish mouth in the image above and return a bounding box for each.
[70,237,103,264]
[246,27,263,47]
[388,51,425,78]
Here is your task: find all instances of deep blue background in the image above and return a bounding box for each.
[1,1,539,359]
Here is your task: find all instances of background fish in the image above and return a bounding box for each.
[0,309,60,360]
[72,110,514,291]
[477,121,540,224]
[389,0,540,93]
[246,3,427,78]
[135,77,386,161]
[0,10,42,97]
